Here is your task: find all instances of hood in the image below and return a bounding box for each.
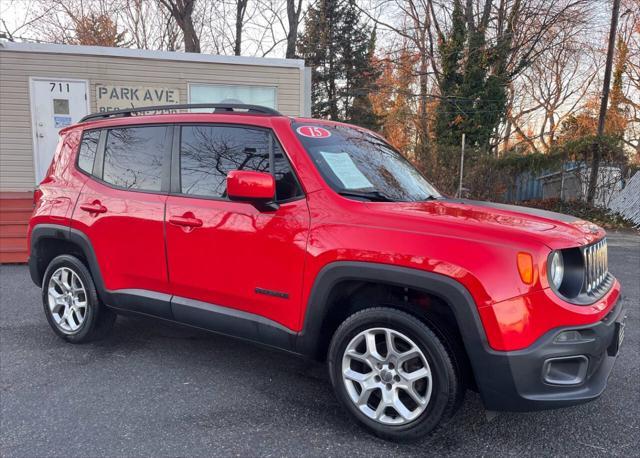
[373,199,604,250]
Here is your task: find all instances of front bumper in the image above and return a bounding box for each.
[475,296,626,411]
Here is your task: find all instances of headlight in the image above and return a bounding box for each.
[549,251,564,289]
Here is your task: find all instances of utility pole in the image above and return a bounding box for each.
[457,133,466,198]
[587,0,621,204]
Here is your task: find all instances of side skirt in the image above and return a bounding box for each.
[107,289,173,319]
[105,289,299,354]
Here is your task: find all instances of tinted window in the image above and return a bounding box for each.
[77,130,100,174]
[180,125,302,200]
[103,126,169,191]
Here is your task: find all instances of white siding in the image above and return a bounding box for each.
[609,172,640,227]
[0,46,304,192]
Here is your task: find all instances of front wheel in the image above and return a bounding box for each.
[328,307,463,441]
[42,254,116,343]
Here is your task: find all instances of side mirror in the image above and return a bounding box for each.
[227,170,277,210]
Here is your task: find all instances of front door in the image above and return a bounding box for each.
[165,124,309,331]
[30,79,88,183]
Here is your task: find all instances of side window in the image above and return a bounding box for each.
[77,130,100,174]
[103,126,169,191]
[180,125,302,201]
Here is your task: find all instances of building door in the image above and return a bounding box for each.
[30,78,88,184]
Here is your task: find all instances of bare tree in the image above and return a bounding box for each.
[17,0,123,45]
[234,0,249,55]
[197,0,256,56]
[286,0,303,58]
[363,0,596,151]
[119,0,181,51]
[247,0,304,57]
[507,26,599,153]
[618,0,640,155]
[196,1,232,54]
[3,0,298,58]
[157,0,201,52]
[0,0,56,40]
[356,0,439,157]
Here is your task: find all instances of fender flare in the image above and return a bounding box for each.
[295,261,491,367]
[30,224,105,290]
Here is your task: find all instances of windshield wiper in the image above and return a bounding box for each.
[337,190,396,202]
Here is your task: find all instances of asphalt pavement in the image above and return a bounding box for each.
[1,231,639,457]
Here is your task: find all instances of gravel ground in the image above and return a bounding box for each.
[1,231,638,457]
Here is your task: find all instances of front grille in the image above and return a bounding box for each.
[581,238,609,295]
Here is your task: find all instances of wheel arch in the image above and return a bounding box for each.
[29,224,106,296]
[296,262,490,368]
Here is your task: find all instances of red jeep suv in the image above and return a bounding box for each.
[28,104,625,441]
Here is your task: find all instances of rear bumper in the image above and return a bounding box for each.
[476,296,626,411]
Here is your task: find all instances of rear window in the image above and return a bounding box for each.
[77,130,100,174]
[102,126,170,192]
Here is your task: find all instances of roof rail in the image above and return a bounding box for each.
[79,103,281,123]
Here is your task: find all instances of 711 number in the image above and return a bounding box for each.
[50,83,70,92]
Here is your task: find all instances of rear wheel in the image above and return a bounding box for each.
[42,255,115,343]
[328,307,463,441]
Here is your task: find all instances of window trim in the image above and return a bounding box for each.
[93,129,106,179]
[170,122,305,204]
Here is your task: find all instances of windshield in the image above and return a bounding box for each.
[293,122,440,202]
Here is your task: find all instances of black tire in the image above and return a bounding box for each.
[328,307,464,442]
[41,254,116,343]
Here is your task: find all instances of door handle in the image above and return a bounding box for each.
[169,215,203,228]
[79,201,107,214]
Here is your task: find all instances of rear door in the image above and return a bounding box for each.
[71,124,173,315]
[165,124,309,331]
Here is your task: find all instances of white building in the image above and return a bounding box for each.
[0,41,310,262]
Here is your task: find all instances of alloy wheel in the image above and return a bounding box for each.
[341,327,433,425]
[47,267,88,333]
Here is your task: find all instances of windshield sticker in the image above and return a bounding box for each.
[297,126,332,138]
[319,151,373,190]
